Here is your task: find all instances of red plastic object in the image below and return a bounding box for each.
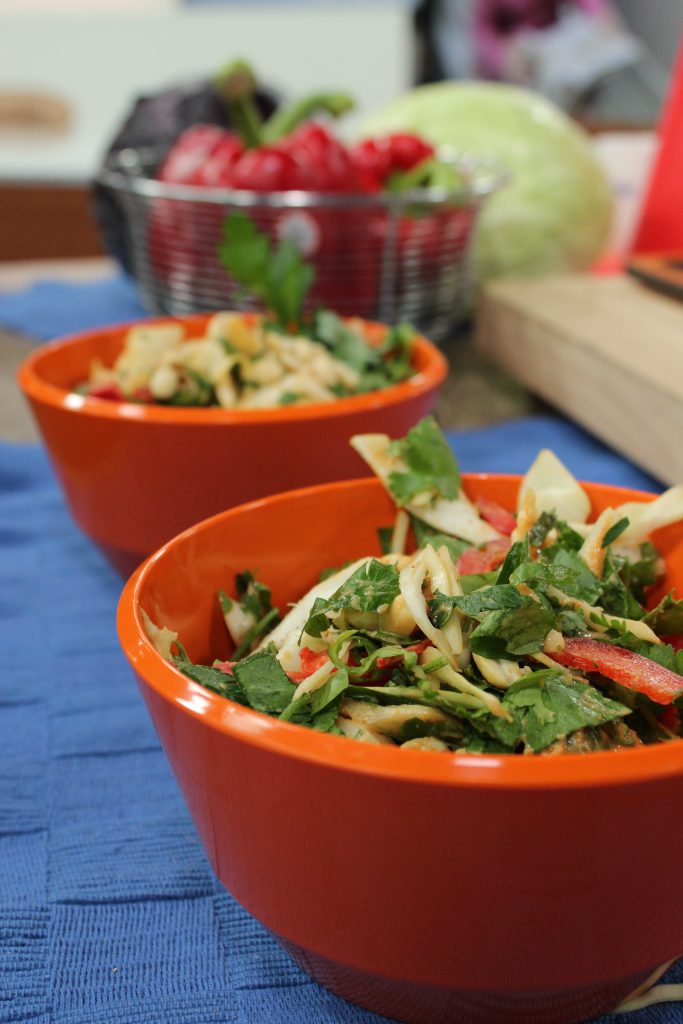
[118,475,683,1024]
[17,314,446,577]
[631,43,683,253]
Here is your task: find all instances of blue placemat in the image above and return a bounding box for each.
[0,275,145,341]
[1,420,681,1024]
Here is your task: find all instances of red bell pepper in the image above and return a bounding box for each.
[86,383,124,402]
[215,660,236,675]
[286,647,330,684]
[157,124,242,186]
[476,495,517,536]
[457,539,511,576]
[349,133,435,190]
[375,638,431,671]
[230,145,303,191]
[282,123,360,192]
[151,61,442,319]
[193,134,244,187]
[551,637,683,705]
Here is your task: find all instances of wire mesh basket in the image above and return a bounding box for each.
[97,149,504,344]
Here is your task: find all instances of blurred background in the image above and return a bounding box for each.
[0,0,680,265]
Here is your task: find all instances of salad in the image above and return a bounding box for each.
[77,212,415,408]
[146,417,683,755]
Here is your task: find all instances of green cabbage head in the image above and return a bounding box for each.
[360,82,612,280]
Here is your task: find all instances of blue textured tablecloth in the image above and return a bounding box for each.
[1,276,682,1023]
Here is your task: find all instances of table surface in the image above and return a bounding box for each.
[0,266,680,1024]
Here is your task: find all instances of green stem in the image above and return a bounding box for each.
[214,59,264,149]
[386,158,462,193]
[261,92,355,143]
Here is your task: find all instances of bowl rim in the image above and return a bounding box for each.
[117,474,683,792]
[17,313,448,425]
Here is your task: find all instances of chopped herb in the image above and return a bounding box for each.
[232,649,294,714]
[471,604,555,660]
[602,517,630,548]
[302,559,400,637]
[642,592,683,636]
[218,211,314,330]
[496,539,530,585]
[547,548,601,604]
[387,417,461,504]
[176,661,249,706]
[453,584,531,618]
[502,672,630,753]
[279,391,302,406]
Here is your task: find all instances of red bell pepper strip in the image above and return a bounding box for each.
[551,637,683,705]
[287,647,330,684]
[376,638,431,671]
[215,660,236,676]
[457,539,511,576]
[476,495,517,536]
[130,387,154,403]
[87,383,124,402]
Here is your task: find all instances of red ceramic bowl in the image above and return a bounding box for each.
[118,474,683,1024]
[18,313,446,576]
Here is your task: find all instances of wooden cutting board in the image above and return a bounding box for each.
[476,273,683,485]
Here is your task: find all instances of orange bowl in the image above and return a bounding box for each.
[18,313,446,575]
[118,474,683,1024]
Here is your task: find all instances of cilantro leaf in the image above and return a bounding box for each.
[547,548,601,604]
[313,310,377,374]
[310,310,414,393]
[302,559,400,638]
[496,539,529,585]
[280,668,349,732]
[176,662,248,706]
[529,511,584,551]
[452,585,530,619]
[235,570,275,620]
[619,542,662,603]
[459,571,499,594]
[470,603,555,660]
[218,211,314,330]
[232,649,295,714]
[502,673,630,753]
[598,551,645,620]
[554,608,589,636]
[387,417,461,504]
[509,560,578,590]
[642,592,683,636]
[226,571,281,658]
